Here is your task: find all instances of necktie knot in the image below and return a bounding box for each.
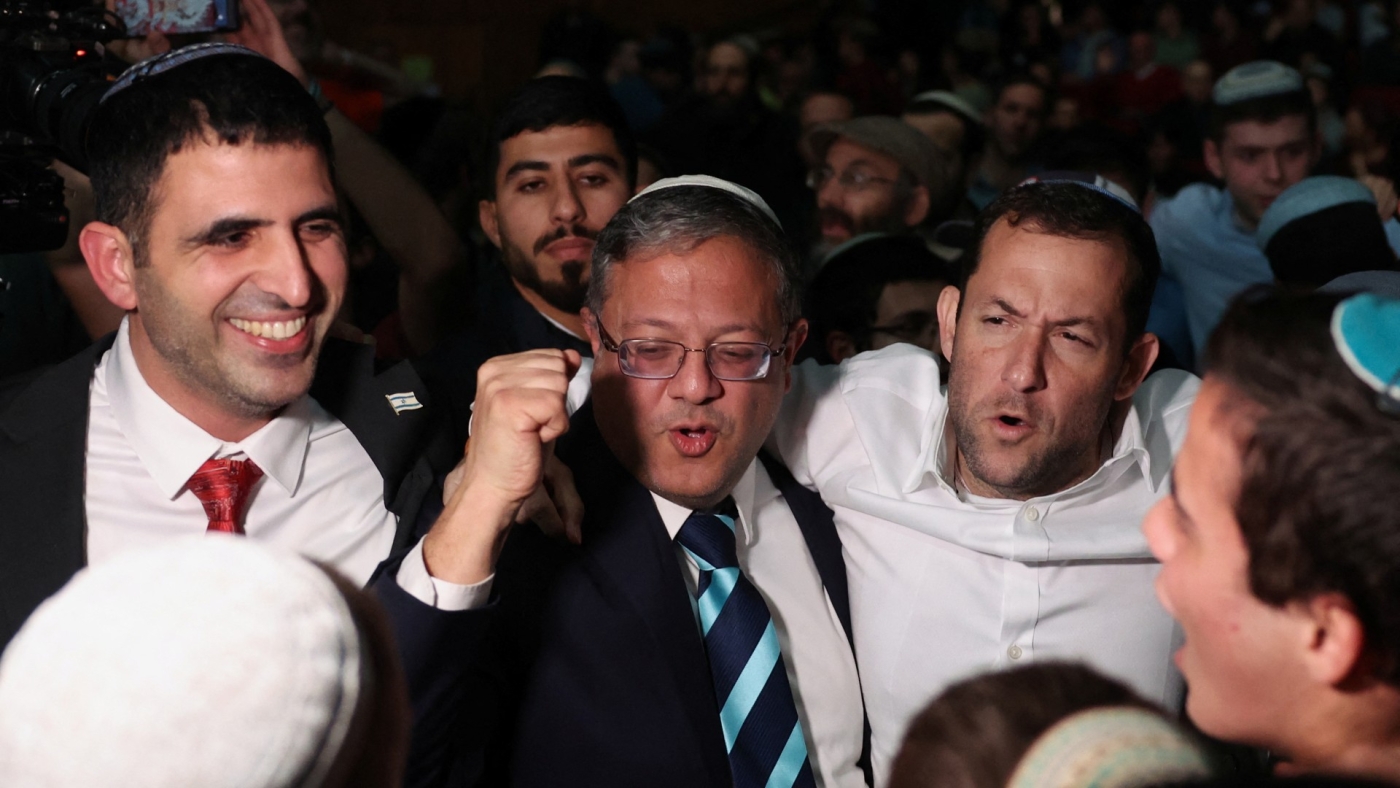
[187,458,263,535]
[675,498,740,571]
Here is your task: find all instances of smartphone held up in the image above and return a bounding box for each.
[115,0,240,36]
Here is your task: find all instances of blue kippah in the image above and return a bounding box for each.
[1256,176,1376,250]
[1213,61,1305,105]
[1018,171,1140,212]
[1332,293,1400,404]
[102,43,265,105]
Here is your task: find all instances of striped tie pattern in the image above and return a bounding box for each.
[676,501,816,788]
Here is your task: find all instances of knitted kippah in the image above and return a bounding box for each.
[1007,707,1213,788]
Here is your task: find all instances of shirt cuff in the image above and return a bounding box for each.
[394,538,494,611]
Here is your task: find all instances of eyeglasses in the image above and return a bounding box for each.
[806,166,898,192]
[596,321,787,381]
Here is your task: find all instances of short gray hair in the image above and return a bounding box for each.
[587,186,802,327]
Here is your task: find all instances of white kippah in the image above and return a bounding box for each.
[630,174,783,229]
[0,537,364,788]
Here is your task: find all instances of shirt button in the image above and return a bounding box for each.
[1008,645,1023,660]
[1025,506,1041,522]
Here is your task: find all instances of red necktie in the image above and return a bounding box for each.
[187,458,264,534]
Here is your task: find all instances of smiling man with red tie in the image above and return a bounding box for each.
[0,45,487,786]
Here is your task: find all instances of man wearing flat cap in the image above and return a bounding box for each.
[805,116,956,262]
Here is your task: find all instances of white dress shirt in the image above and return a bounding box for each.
[770,344,1198,785]
[85,319,486,609]
[651,460,866,788]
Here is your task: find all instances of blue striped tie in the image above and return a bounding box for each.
[676,501,816,788]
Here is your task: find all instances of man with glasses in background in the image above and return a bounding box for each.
[804,116,955,264]
[426,176,867,787]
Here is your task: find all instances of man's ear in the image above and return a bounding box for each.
[903,184,931,228]
[826,330,858,364]
[1115,332,1160,401]
[1299,593,1367,687]
[478,199,502,249]
[1204,138,1224,181]
[79,221,139,311]
[936,284,961,362]
[782,319,810,392]
[785,318,809,364]
[579,307,603,356]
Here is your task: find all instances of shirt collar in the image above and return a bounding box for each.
[104,317,314,499]
[920,393,1154,499]
[651,459,759,547]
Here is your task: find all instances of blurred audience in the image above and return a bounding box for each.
[803,234,951,365]
[805,117,954,263]
[968,74,1049,210]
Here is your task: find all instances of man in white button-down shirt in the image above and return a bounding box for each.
[770,177,1199,783]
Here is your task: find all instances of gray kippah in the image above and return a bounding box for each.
[1256,176,1376,250]
[907,90,984,127]
[0,537,365,787]
[1213,60,1305,105]
[630,174,782,229]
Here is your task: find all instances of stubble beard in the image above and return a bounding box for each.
[134,272,319,421]
[500,235,589,315]
[945,367,1114,500]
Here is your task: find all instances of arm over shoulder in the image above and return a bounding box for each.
[772,344,947,493]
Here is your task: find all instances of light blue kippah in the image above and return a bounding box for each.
[1018,171,1140,212]
[1256,176,1376,250]
[1332,293,1400,403]
[1213,60,1305,105]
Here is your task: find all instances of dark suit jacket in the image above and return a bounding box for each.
[0,333,482,787]
[457,401,869,788]
[416,264,593,449]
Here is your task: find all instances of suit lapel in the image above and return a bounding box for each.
[310,338,442,550]
[0,335,114,646]
[561,403,732,786]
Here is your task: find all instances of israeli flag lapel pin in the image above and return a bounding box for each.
[386,392,423,415]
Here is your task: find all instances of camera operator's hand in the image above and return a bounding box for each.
[223,0,308,87]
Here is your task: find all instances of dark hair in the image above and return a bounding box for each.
[1207,89,1316,142]
[483,76,637,199]
[960,181,1161,349]
[888,662,1157,788]
[1206,289,1400,684]
[805,235,952,363]
[992,72,1052,115]
[87,53,334,267]
[588,186,801,326]
[1042,123,1152,206]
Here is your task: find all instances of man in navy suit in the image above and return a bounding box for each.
[429,177,869,787]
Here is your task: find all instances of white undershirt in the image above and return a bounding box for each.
[84,319,487,609]
[651,461,866,788]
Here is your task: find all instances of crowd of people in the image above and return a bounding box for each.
[1,0,1400,787]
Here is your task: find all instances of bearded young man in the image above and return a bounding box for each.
[420,75,636,445]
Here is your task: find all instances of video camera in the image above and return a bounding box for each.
[1,0,124,254]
